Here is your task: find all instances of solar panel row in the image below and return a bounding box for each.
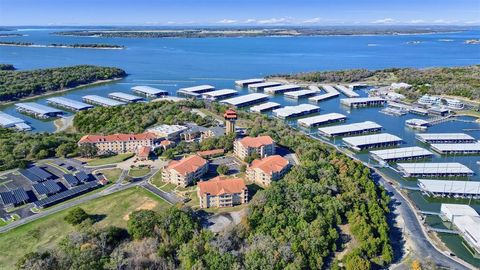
[75,171,90,182]
[20,169,42,183]
[0,188,29,206]
[28,166,52,180]
[63,174,80,187]
[32,180,61,195]
[34,182,100,208]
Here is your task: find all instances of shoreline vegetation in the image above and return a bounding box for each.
[0,64,127,103]
[52,26,467,38]
[0,41,125,49]
[0,33,26,37]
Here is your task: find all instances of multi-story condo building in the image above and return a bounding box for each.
[247,155,290,186]
[197,176,248,208]
[234,135,275,160]
[162,155,208,187]
[78,133,156,155]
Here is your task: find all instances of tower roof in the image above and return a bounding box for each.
[224,109,237,119]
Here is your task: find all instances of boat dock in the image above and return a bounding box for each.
[335,85,359,97]
[340,97,386,108]
[82,95,126,107]
[397,162,474,178]
[410,107,429,115]
[416,133,476,144]
[0,111,31,130]
[297,113,346,128]
[108,92,143,103]
[370,146,433,163]
[264,84,302,94]
[15,103,63,119]
[342,133,403,151]
[250,102,281,113]
[405,119,430,130]
[221,93,269,107]
[201,89,238,101]
[247,82,282,91]
[235,78,264,87]
[46,97,94,111]
[418,179,480,198]
[284,89,317,99]
[309,91,339,103]
[178,85,215,97]
[272,104,320,119]
[132,86,168,97]
[430,143,480,155]
[317,121,382,137]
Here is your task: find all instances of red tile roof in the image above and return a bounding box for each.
[166,155,208,176]
[137,146,151,158]
[224,109,237,119]
[196,149,224,157]
[160,140,173,146]
[238,135,274,148]
[250,155,289,175]
[79,132,156,143]
[198,176,246,196]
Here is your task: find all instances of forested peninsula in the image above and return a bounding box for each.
[0,41,125,49]
[0,65,126,102]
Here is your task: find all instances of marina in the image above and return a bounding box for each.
[0,111,31,130]
[430,143,480,155]
[247,81,282,91]
[272,103,320,119]
[335,85,359,97]
[340,97,386,108]
[370,146,433,163]
[46,97,93,111]
[132,86,168,97]
[220,93,269,107]
[15,103,63,119]
[82,95,126,107]
[317,121,382,137]
[108,92,143,103]
[418,180,480,198]
[249,102,281,113]
[397,162,474,178]
[284,89,317,99]
[178,85,215,97]
[297,113,346,128]
[416,133,476,144]
[308,91,340,103]
[235,78,264,87]
[201,89,238,101]
[342,133,403,151]
[264,84,302,95]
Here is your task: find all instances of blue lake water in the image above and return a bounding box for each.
[1,28,480,265]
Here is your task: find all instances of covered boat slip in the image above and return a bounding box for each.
[132,85,168,97]
[0,111,31,130]
[234,78,264,87]
[46,97,93,111]
[342,133,403,151]
[284,89,318,99]
[308,91,339,103]
[340,97,386,108]
[318,121,382,137]
[272,104,320,119]
[297,113,346,128]
[15,102,63,119]
[82,95,126,107]
[264,84,302,94]
[249,102,281,113]
[418,179,480,198]
[108,92,143,103]
[370,146,433,163]
[416,133,477,144]
[247,81,282,91]
[430,143,480,155]
[201,89,238,100]
[220,93,269,107]
[397,162,474,178]
[177,85,215,97]
[335,85,359,97]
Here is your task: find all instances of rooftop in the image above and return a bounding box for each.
[247,81,282,89]
[15,102,63,115]
[250,102,281,112]
[198,176,246,196]
[340,97,386,104]
[167,155,208,176]
[79,132,156,143]
[272,104,319,118]
[202,89,238,98]
[147,124,188,135]
[83,95,126,106]
[441,204,479,217]
[284,89,317,98]
[431,143,480,152]
[137,146,151,158]
[0,111,25,127]
[419,179,480,195]
[238,135,275,148]
[132,85,168,95]
[108,92,143,102]
[318,121,382,136]
[250,155,289,175]
[263,84,301,94]
[46,97,93,110]
[398,162,474,174]
[342,133,402,147]
[221,93,269,106]
[297,113,346,127]
[235,78,264,85]
[416,133,475,141]
[370,146,433,160]
[178,85,215,93]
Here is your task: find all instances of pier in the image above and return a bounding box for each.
[247,82,282,91]
[235,78,264,87]
[318,121,382,137]
[46,97,93,111]
[221,93,269,107]
[416,133,476,144]
[284,89,317,99]
[342,133,403,151]
[0,111,31,130]
[297,113,346,128]
[370,146,433,163]
[15,103,63,119]
[108,92,143,103]
[178,85,215,97]
[272,104,320,119]
[82,95,126,107]
[398,163,474,178]
[250,102,281,113]
[340,97,386,108]
[264,84,302,94]
[201,89,238,101]
[132,86,168,97]
[335,85,359,97]
[430,143,480,155]
[418,179,480,198]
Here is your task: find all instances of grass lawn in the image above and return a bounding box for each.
[150,170,163,187]
[87,153,134,166]
[128,167,151,178]
[0,187,169,269]
[98,168,123,182]
[185,191,200,208]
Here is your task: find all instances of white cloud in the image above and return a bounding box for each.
[217,19,237,24]
[303,17,321,24]
[409,19,425,24]
[244,19,257,24]
[372,18,396,24]
[257,17,290,25]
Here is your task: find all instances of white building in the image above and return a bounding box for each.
[440,204,480,254]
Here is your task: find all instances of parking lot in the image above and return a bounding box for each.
[205,155,242,178]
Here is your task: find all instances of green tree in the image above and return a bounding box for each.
[55,142,76,158]
[64,207,89,225]
[216,164,229,175]
[127,210,158,240]
[79,143,97,158]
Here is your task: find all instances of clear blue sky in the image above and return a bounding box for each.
[0,0,479,26]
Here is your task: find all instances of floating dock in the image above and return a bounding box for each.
[82,95,126,107]
[308,92,339,103]
[370,146,433,163]
[430,143,480,155]
[284,89,317,99]
[178,85,215,97]
[318,121,382,137]
[272,104,320,119]
[418,180,480,198]
[397,162,474,178]
[235,78,264,87]
[410,107,428,115]
[250,102,281,113]
[405,119,429,130]
[416,133,476,144]
[297,113,346,128]
[248,82,282,91]
[132,86,168,97]
[108,92,143,103]
[0,111,31,130]
[342,133,403,151]
[264,84,302,94]
[15,103,63,119]
[201,89,238,101]
[340,97,386,108]
[335,85,359,97]
[220,93,269,107]
[428,107,450,116]
[46,97,93,111]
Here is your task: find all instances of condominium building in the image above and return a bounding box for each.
[247,155,290,186]
[78,133,156,155]
[234,135,275,160]
[197,176,248,208]
[162,155,208,187]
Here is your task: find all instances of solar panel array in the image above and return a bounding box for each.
[20,166,52,182]
[0,188,29,206]
[33,180,61,196]
[75,171,90,182]
[63,174,80,187]
[34,182,100,208]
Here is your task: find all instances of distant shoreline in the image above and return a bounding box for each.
[0,42,124,50]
